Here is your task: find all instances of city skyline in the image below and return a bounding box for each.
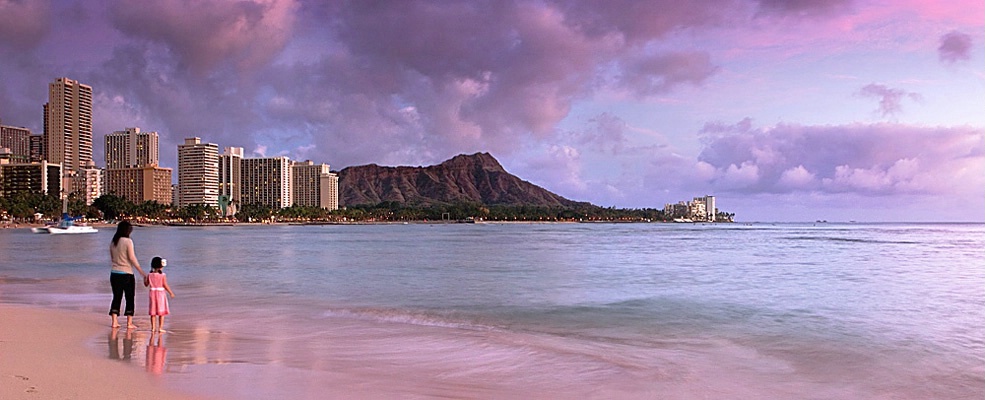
[0,1,982,222]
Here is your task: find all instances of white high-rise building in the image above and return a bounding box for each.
[105,127,159,168]
[704,195,716,221]
[177,137,219,207]
[44,77,93,195]
[291,160,339,210]
[241,156,292,209]
[78,166,104,205]
[321,172,339,211]
[219,147,243,216]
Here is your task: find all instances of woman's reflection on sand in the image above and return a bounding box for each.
[107,328,134,361]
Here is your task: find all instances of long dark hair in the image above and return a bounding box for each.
[112,221,133,246]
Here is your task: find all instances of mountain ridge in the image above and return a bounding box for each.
[337,152,589,208]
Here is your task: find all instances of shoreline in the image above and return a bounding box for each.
[0,303,203,400]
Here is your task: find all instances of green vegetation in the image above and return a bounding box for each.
[2,195,732,224]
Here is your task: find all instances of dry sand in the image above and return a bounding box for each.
[0,304,203,400]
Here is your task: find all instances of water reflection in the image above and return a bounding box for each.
[107,328,169,375]
[146,333,168,375]
[107,328,134,361]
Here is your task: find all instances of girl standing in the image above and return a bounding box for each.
[147,256,176,332]
[109,221,147,329]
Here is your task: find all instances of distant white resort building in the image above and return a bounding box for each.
[664,195,718,222]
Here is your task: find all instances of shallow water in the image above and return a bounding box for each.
[1,222,982,399]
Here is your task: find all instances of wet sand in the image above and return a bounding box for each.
[0,304,202,400]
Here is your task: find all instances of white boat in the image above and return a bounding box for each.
[41,199,99,234]
[45,219,98,234]
[32,226,53,234]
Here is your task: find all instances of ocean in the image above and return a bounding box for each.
[1,222,982,399]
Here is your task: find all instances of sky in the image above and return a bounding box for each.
[1,0,982,222]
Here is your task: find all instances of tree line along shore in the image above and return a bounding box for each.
[2,193,735,225]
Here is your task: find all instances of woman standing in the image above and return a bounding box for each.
[109,221,147,329]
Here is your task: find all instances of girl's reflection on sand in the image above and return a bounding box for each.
[107,328,168,375]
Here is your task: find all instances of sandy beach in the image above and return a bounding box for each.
[0,304,202,400]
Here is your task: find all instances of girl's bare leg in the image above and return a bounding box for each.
[150,316,157,332]
[158,316,167,333]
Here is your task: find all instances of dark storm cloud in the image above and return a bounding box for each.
[938,31,972,64]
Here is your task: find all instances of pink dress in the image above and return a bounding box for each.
[147,273,170,316]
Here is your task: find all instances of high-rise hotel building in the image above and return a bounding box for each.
[105,127,159,168]
[177,137,219,207]
[219,147,243,216]
[104,127,171,205]
[241,156,292,209]
[44,78,93,194]
[0,120,32,163]
[292,160,339,210]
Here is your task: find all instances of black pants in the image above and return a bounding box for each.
[109,273,136,316]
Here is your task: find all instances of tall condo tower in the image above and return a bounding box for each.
[105,127,159,168]
[44,77,93,194]
[219,147,243,216]
[177,137,219,207]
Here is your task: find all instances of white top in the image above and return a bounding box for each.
[110,237,139,275]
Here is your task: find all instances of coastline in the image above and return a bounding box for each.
[0,304,203,400]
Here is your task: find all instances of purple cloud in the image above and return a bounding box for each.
[107,0,297,76]
[0,1,50,52]
[755,0,852,17]
[617,52,718,97]
[694,120,983,196]
[938,31,972,64]
[856,84,922,118]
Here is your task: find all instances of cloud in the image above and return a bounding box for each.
[856,84,922,118]
[693,120,984,197]
[755,0,853,17]
[777,165,816,189]
[108,0,298,75]
[616,52,718,97]
[521,144,588,195]
[938,31,972,64]
[0,0,50,51]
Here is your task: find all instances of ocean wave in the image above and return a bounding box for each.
[782,236,919,245]
[322,307,498,331]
